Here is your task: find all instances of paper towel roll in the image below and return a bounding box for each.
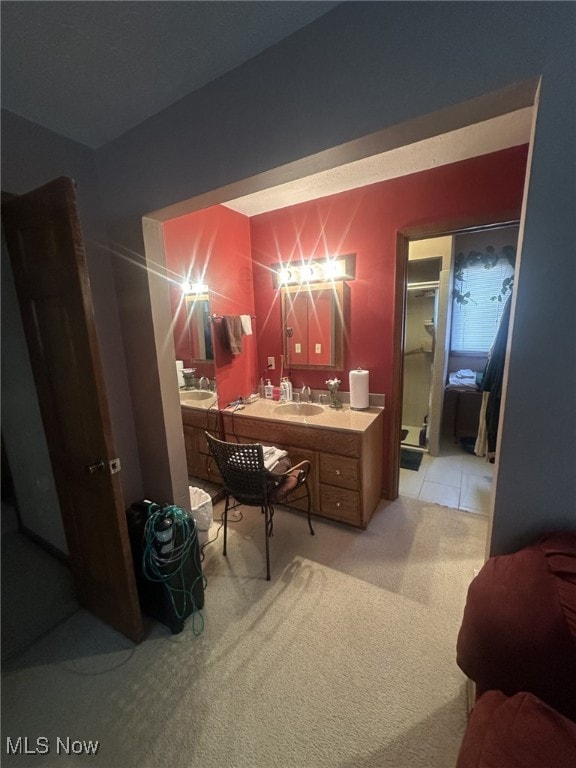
[349,368,369,410]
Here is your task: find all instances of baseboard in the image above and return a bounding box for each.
[20,524,69,563]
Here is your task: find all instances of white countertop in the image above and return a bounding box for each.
[221,397,383,433]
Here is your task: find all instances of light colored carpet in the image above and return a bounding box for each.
[1,496,487,768]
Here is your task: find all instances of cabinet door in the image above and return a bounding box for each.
[197,430,222,483]
[183,426,202,477]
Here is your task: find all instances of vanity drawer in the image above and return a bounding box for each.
[319,453,359,491]
[319,485,361,525]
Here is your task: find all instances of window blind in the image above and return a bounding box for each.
[450,260,514,353]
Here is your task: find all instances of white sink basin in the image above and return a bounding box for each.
[273,403,324,417]
[180,390,215,402]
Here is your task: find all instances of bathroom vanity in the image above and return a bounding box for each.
[180,392,221,483]
[218,399,384,529]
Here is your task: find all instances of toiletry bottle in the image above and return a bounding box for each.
[272,385,281,401]
[264,379,273,399]
[258,378,265,398]
[285,377,292,402]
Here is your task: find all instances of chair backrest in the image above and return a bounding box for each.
[205,433,271,506]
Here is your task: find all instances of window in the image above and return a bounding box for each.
[450,246,515,354]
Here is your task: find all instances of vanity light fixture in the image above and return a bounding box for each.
[273,253,356,287]
[278,268,292,284]
[181,280,209,295]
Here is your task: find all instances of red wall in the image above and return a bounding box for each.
[163,205,257,406]
[250,145,529,492]
[163,147,528,495]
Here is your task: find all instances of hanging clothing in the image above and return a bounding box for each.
[222,315,243,355]
[480,295,512,462]
[474,392,489,457]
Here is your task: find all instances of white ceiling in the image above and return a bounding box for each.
[1,1,341,149]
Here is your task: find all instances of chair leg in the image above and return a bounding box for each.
[223,497,229,556]
[263,504,271,581]
[305,481,315,536]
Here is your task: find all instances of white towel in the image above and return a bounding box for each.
[448,372,477,389]
[263,447,288,470]
[240,315,253,335]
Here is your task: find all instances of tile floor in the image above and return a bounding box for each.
[399,438,494,515]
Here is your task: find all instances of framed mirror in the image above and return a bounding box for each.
[184,293,214,363]
[281,281,348,370]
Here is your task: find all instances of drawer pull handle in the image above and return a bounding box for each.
[335,470,341,475]
[336,502,341,508]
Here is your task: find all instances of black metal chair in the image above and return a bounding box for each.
[205,432,314,580]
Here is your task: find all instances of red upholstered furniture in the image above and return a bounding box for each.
[455,532,576,765]
[456,691,576,768]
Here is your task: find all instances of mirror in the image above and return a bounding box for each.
[184,293,214,363]
[281,281,347,369]
[171,289,215,388]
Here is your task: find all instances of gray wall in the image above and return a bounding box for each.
[96,1,576,554]
[1,110,142,549]
[3,2,575,554]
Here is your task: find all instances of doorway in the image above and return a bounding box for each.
[401,236,452,456]
[399,224,520,514]
[2,179,144,643]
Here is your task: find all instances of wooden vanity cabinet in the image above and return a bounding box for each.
[220,411,383,529]
[319,453,362,524]
[181,407,222,484]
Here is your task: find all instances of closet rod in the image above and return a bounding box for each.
[406,280,439,291]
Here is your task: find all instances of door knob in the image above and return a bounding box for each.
[86,459,106,474]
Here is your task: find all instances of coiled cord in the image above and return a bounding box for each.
[142,504,206,635]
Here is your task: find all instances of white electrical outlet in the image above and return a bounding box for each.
[295,343,302,354]
[267,356,275,369]
[315,343,322,354]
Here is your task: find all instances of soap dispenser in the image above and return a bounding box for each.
[264,379,273,399]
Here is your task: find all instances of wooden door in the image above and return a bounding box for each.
[2,177,144,642]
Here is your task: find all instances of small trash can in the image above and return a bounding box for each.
[189,486,213,546]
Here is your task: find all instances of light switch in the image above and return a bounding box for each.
[295,343,302,353]
[315,343,322,354]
